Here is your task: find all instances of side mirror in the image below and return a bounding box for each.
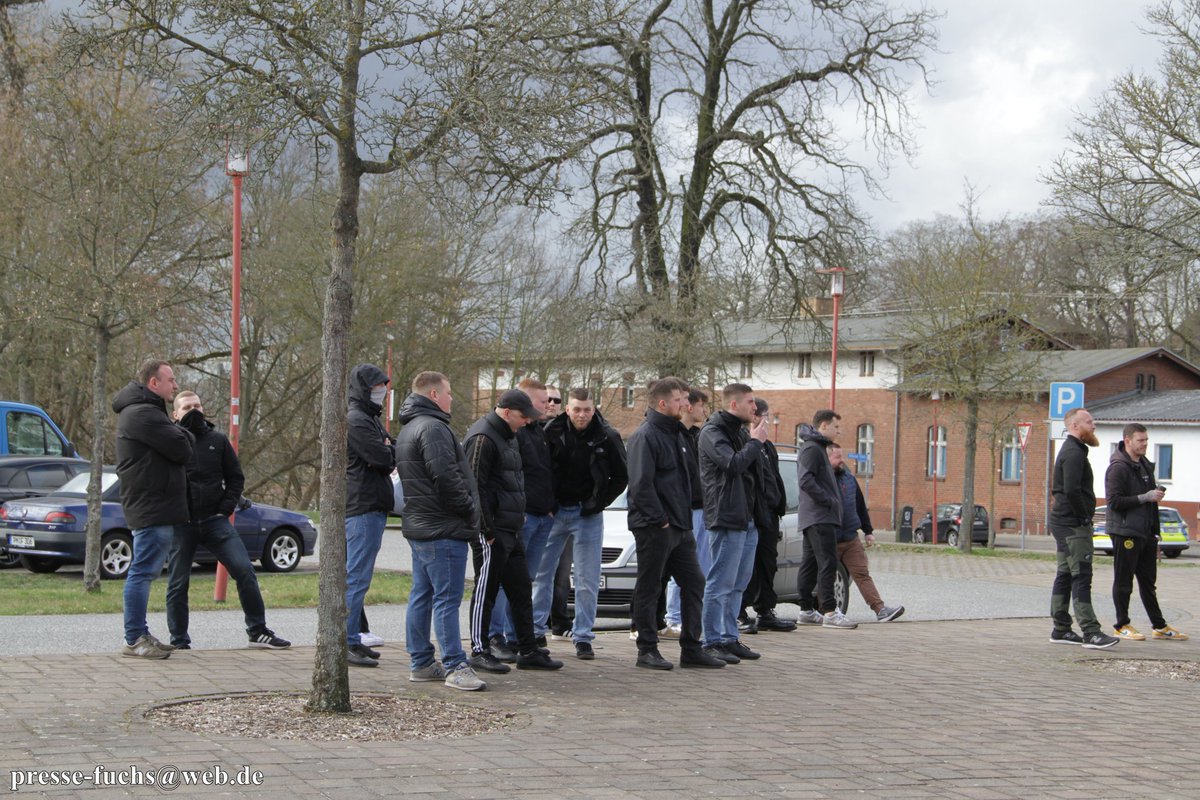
[63,442,77,458]
[237,496,252,511]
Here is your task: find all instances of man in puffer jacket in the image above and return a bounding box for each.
[794,409,854,629]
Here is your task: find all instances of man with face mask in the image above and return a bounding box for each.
[165,392,290,651]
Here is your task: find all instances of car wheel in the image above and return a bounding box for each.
[913,529,925,544]
[0,550,21,569]
[100,531,133,579]
[946,529,959,547]
[834,561,850,615]
[262,528,301,572]
[20,555,62,574]
[1164,550,1181,559]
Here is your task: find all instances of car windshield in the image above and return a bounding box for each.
[55,471,118,497]
[1160,508,1183,525]
[937,504,957,518]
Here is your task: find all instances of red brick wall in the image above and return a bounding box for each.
[1086,357,1200,399]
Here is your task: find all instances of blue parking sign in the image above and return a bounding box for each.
[1049,382,1085,419]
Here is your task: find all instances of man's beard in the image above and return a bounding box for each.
[1080,430,1099,447]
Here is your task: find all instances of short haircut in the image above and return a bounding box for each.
[173,390,198,410]
[722,383,753,401]
[1063,407,1089,426]
[812,409,841,427]
[648,377,689,404]
[1123,422,1147,439]
[688,388,708,405]
[754,398,768,416]
[412,371,448,394]
[138,359,171,385]
[518,378,547,392]
[568,387,592,402]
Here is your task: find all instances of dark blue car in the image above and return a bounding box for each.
[0,469,318,579]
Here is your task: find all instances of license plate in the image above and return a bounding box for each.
[8,535,34,548]
[569,575,607,590]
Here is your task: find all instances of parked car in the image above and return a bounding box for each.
[913,503,990,546]
[0,401,77,456]
[0,469,318,579]
[0,456,90,568]
[586,449,852,617]
[1092,505,1190,558]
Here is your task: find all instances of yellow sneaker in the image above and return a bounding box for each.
[1153,625,1189,641]
[1115,625,1145,641]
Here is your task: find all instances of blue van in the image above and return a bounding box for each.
[0,401,76,457]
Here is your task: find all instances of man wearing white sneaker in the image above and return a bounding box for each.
[1104,423,1188,643]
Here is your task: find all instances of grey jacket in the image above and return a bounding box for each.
[795,423,842,529]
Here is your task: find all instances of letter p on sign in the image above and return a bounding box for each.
[1049,382,1085,419]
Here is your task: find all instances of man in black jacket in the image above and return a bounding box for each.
[394,371,486,691]
[464,390,563,673]
[1105,423,1187,642]
[795,409,854,629]
[627,378,726,670]
[114,360,193,659]
[699,383,769,663]
[662,388,710,636]
[530,388,628,660]
[165,392,290,651]
[1049,407,1118,649]
[739,398,795,633]
[343,364,395,667]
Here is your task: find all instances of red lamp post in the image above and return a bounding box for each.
[819,267,846,410]
[931,388,941,546]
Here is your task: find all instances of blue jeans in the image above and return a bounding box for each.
[345,511,387,646]
[667,509,710,625]
[166,515,268,646]
[531,505,603,642]
[701,523,758,647]
[491,512,556,643]
[123,525,175,645]
[407,537,469,671]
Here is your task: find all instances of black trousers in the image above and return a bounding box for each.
[550,533,573,632]
[796,523,838,613]
[469,529,535,655]
[1111,535,1166,630]
[741,514,780,616]
[630,526,704,655]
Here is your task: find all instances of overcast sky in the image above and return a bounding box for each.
[863,0,1163,232]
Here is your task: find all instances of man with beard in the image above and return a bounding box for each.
[1049,407,1119,650]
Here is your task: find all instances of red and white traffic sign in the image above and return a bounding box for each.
[1017,422,1033,451]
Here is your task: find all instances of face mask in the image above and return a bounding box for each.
[180,408,206,434]
[370,386,388,406]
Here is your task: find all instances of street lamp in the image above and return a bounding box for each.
[818,266,846,410]
[931,388,941,546]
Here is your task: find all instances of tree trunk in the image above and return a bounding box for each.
[960,397,979,553]
[307,146,360,714]
[82,326,111,592]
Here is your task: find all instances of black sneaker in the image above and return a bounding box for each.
[756,613,797,632]
[249,630,291,650]
[488,635,517,663]
[349,643,379,660]
[534,635,548,649]
[1049,629,1084,645]
[1082,631,1120,650]
[737,616,758,635]
[173,643,192,650]
[347,647,378,668]
[679,649,726,669]
[725,640,761,660]
[469,650,511,674]
[575,641,595,660]
[517,649,564,670]
[636,649,674,670]
[703,644,739,664]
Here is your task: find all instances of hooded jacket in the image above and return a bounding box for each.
[698,409,763,531]
[178,413,244,520]
[464,411,526,536]
[112,381,194,529]
[1050,435,1095,527]
[625,408,694,532]
[795,423,842,529]
[544,409,628,517]
[346,364,395,517]
[1104,442,1159,540]
[834,466,873,543]
[394,392,480,541]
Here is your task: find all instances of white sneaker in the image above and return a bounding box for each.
[445,663,487,691]
[797,609,824,625]
[822,610,858,630]
[629,629,638,640]
[659,624,682,640]
[550,629,574,641]
[359,632,385,647]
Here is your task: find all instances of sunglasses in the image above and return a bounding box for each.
[548,397,562,404]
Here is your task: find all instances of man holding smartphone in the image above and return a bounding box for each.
[1104,423,1188,641]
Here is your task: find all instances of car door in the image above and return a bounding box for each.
[773,456,802,600]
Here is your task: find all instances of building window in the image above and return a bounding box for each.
[855,423,875,476]
[1156,444,1173,482]
[859,351,876,377]
[1135,373,1144,390]
[623,385,635,408]
[1148,374,1157,391]
[926,425,946,478]
[797,353,812,378]
[739,356,754,379]
[1001,427,1022,482]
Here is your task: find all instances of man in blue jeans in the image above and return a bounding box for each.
[165,392,290,651]
[343,364,395,668]
[698,383,768,664]
[394,371,486,690]
[531,388,627,660]
[113,360,194,659]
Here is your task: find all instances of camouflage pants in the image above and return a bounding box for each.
[1050,523,1100,635]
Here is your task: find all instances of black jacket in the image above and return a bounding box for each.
[544,409,628,517]
[394,393,480,541]
[698,410,763,531]
[346,364,395,517]
[795,423,841,529]
[686,425,704,510]
[517,422,556,515]
[1104,443,1159,540]
[753,439,788,533]
[1050,435,1095,527]
[625,409,693,532]
[112,382,194,529]
[464,412,526,536]
[179,416,244,520]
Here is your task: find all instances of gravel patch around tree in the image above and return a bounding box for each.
[1082,659,1200,682]
[145,692,520,741]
